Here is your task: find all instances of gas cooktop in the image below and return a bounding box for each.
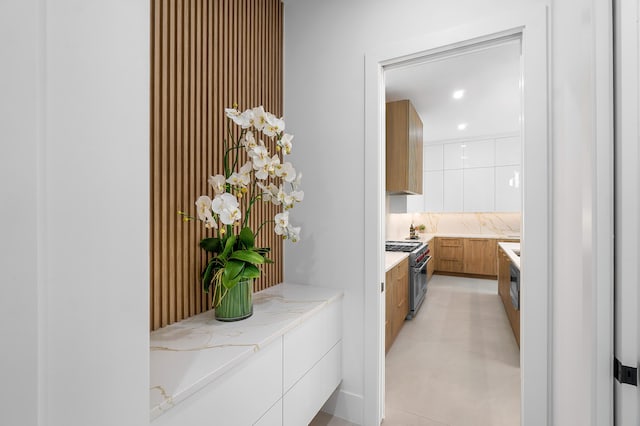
[385,241,423,252]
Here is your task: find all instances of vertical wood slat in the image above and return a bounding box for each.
[160,0,169,327]
[151,0,284,330]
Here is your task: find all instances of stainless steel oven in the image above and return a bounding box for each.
[409,254,430,319]
[510,262,520,311]
[385,241,431,319]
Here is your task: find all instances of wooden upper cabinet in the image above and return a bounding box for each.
[386,100,423,194]
[463,238,497,276]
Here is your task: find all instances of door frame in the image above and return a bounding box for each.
[614,0,638,423]
[363,6,551,425]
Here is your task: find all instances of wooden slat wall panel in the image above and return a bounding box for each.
[151,0,284,331]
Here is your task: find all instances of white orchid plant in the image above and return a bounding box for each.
[180,105,303,306]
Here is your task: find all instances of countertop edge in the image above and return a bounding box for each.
[498,242,521,269]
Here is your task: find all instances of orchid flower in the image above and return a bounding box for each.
[275,161,296,183]
[274,211,289,236]
[227,161,252,188]
[264,112,285,137]
[278,133,293,154]
[240,130,257,151]
[292,172,303,190]
[212,193,241,225]
[257,182,280,204]
[208,174,226,194]
[252,106,267,131]
[286,224,301,242]
[249,144,270,167]
[253,154,279,180]
[195,195,217,229]
[238,109,254,129]
[225,107,251,128]
[290,190,304,203]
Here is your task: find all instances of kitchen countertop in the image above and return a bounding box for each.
[385,252,410,272]
[498,242,521,269]
[385,233,520,272]
[149,283,343,420]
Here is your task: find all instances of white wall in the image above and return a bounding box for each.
[1,1,150,425]
[284,0,610,425]
[0,1,40,424]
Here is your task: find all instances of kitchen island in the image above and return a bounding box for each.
[498,242,521,346]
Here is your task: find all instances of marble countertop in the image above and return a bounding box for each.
[385,233,520,272]
[399,232,520,241]
[385,252,410,272]
[149,283,343,420]
[498,242,521,269]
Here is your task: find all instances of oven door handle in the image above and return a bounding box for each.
[414,256,430,271]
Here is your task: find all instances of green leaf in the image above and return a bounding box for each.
[223,259,244,282]
[239,227,255,249]
[222,274,243,290]
[201,260,216,293]
[229,249,265,264]
[200,238,222,253]
[262,256,274,264]
[256,247,271,255]
[219,235,237,260]
[241,264,261,279]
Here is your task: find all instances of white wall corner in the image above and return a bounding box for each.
[320,386,364,425]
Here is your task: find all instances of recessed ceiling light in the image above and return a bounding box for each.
[452,89,465,100]
[457,123,468,131]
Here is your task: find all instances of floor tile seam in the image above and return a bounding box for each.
[395,407,452,426]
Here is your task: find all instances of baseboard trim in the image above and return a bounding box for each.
[320,386,364,425]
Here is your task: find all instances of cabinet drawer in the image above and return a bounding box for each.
[439,245,463,260]
[151,338,282,426]
[283,299,342,392]
[283,341,342,426]
[437,259,464,273]
[254,400,282,426]
[438,238,463,247]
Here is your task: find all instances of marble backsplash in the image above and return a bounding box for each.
[386,212,521,240]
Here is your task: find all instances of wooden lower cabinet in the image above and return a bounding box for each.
[385,269,393,353]
[436,238,464,273]
[426,242,435,281]
[497,246,520,346]
[434,237,504,278]
[463,238,497,276]
[385,257,409,353]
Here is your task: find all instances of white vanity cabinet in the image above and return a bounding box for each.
[282,300,342,425]
[150,283,343,426]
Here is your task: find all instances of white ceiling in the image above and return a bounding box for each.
[385,39,522,143]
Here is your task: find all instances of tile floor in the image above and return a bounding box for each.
[310,275,521,426]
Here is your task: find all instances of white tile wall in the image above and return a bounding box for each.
[463,168,495,212]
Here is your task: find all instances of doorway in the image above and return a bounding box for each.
[383,36,523,424]
[364,7,550,426]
